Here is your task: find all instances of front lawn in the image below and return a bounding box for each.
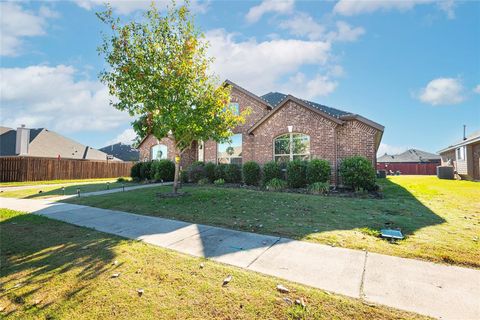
[0,180,138,199]
[67,176,480,268]
[0,209,425,319]
[0,178,124,188]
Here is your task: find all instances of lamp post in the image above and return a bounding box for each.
[76,188,80,197]
[62,187,65,196]
[106,182,110,190]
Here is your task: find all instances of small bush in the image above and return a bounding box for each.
[117,177,127,183]
[308,182,330,195]
[306,159,331,184]
[215,164,227,180]
[204,162,216,183]
[265,178,287,191]
[339,156,376,191]
[152,159,175,182]
[225,164,242,183]
[180,170,188,183]
[214,178,225,185]
[243,161,261,186]
[197,178,209,185]
[130,162,142,181]
[263,161,282,185]
[187,161,205,183]
[286,160,307,188]
[140,161,153,181]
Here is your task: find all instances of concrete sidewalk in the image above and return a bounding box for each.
[1,197,479,320]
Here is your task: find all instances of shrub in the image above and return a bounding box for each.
[339,156,376,191]
[187,161,205,183]
[117,177,127,183]
[263,161,282,185]
[204,162,216,183]
[180,170,188,183]
[308,182,330,195]
[140,161,153,181]
[214,178,225,185]
[130,162,142,181]
[215,164,227,180]
[306,159,331,184]
[286,160,307,188]
[243,161,261,186]
[197,178,209,185]
[265,178,287,191]
[225,164,242,183]
[152,159,175,182]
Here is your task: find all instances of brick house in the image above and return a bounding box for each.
[138,80,384,184]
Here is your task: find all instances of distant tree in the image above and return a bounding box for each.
[97,2,248,193]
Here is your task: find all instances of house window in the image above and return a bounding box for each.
[151,144,167,160]
[218,133,242,165]
[229,102,239,115]
[274,133,310,162]
[456,146,465,161]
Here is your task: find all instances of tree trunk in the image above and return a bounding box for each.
[173,152,181,194]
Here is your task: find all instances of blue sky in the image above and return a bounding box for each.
[1,0,479,155]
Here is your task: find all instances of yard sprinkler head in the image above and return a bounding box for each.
[76,188,80,197]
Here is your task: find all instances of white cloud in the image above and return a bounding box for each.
[0,2,58,56]
[418,77,465,106]
[74,0,209,15]
[281,72,337,99]
[377,143,408,156]
[0,65,132,133]
[334,0,456,18]
[473,85,480,94]
[279,13,364,43]
[246,0,294,23]
[206,29,333,96]
[107,128,137,145]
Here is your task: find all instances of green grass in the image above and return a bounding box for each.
[0,209,426,320]
[0,178,126,188]
[0,180,138,199]
[67,176,480,268]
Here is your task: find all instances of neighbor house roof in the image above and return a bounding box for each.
[0,126,120,161]
[438,130,480,154]
[100,143,139,162]
[378,149,441,163]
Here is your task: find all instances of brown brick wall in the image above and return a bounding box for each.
[138,135,196,169]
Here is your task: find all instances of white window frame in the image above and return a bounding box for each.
[151,144,168,160]
[273,133,310,162]
[456,146,466,161]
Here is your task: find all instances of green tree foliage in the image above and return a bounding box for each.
[97,2,248,193]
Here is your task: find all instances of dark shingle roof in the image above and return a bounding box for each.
[100,143,139,162]
[378,149,441,163]
[260,92,351,118]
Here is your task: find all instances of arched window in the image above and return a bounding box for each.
[274,133,310,162]
[151,144,167,160]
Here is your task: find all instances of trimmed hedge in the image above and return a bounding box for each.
[286,160,307,188]
[243,161,261,186]
[204,162,216,183]
[225,164,242,183]
[130,162,142,181]
[339,156,376,191]
[140,162,153,181]
[215,164,227,180]
[151,159,175,182]
[306,159,331,184]
[263,161,282,185]
[187,161,205,183]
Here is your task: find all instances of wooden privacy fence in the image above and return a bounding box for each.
[0,157,134,182]
[376,162,440,175]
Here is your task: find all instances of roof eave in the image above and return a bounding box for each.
[438,135,480,154]
[224,79,273,109]
[339,114,385,132]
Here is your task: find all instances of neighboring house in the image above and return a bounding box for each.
[0,125,119,161]
[438,130,480,181]
[377,149,441,175]
[100,143,139,162]
[137,80,384,184]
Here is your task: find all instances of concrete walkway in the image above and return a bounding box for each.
[1,197,479,320]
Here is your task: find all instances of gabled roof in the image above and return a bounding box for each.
[261,92,350,118]
[378,149,441,163]
[224,79,273,109]
[438,130,480,154]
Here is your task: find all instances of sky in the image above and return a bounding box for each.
[1,0,479,155]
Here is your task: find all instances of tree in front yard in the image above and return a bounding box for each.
[97,2,247,193]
